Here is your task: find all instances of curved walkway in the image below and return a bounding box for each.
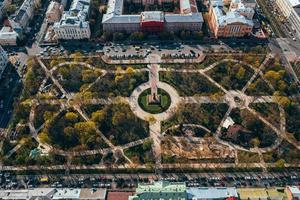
[128,82,180,121]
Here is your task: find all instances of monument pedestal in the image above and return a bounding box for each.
[147,93,161,105]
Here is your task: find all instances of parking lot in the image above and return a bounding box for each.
[103,43,230,60]
[0,171,299,190]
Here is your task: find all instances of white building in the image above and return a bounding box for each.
[0,45,8,79]
[0,188,107,200]
[0,26,18,45]
[276,0,300,40]
[53,0,91,40]
[187,187,239,200]
[46,1,64,23]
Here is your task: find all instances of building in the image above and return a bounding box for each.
[286,186,300,200]
[187,187,238,200]
[79,188,107,200]
[0,188,107,200]
[0,188,56,200]
[102,0,203,33]
[0,0,10,20]
[0,45,8,79]
[239,0,256,9]
[140,11,164,32]
[0,19,23,46]
[238,188,286,200]
[53,0,91,40]
[128,181,188,200]
[46,1,64,23]
[14,0,39,29]
[107,192,134,200]
[208,0,254,38]
[276,0,300,40]
[0,26,19,45]
[0,0,38,45]
[52,189,81,199]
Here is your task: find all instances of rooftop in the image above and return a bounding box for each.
[141,11,164,22]
[107,192,135,200]
[52,189,81,199]
[165,13,203,23]
[187,187,238,199]
[289,0,300,7]
[54,0,90,28]
[238,188,286,200]
[79,188,107,199]
[213,7,254,26]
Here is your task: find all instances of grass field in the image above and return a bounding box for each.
[138,88,171,114]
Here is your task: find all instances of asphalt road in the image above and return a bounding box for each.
[1,171,299,190]
[0,64,22,128]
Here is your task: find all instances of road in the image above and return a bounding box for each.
[0,64,22,128]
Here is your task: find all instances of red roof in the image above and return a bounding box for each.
[226,197,238,200]
[107,192,135,200]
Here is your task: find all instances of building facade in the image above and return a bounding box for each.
[14,0,39,29]
[53,0,91,40]
[102,0,203,33]
[46,1,64,23]
[0,26,19,45]
[276,0,300,40]
[208,0,254,38]
[286,186,300,200]
[0,45,8,79]
[129,181,188,200]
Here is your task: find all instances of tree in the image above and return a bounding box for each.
[277,80,287,92]
[192,31,203,40]
[23,58,44,97]
[50,60,59,68]
[129,32,145,41]
[275,159,285,169]
[39,132,50,144]
[71,52,84,62]
[91,110,106,123]
[264,70,281,81]
[6,4,16,15]
[75,121,96,133]
[146,115,156,125]
[273,94,291,108]
[236,67,246,80]
[43,111,55,122]
[82,69,101,83]
[74,121,96,144]
[63,126,78,145]
[112,111,126,126]
[113,32,124,41]
[142,139,153,151]
[125,67,134,74]
[250,137,261,147]
[101,32,112,41]
[65,112,78,123]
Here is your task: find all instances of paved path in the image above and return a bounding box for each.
[128,82,180,122]
[150,121,162,171]
[5,53,298,171]
[241,54,273,93]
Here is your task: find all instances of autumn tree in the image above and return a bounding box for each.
[65,112,79,123]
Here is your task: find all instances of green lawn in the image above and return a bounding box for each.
[138,88,171,114]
